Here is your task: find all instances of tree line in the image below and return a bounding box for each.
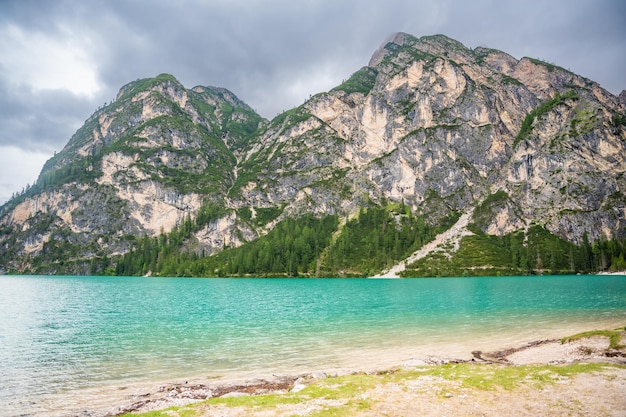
[105,203,626,278]
[403,224,626,277]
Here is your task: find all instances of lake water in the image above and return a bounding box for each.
[1,274,625,416]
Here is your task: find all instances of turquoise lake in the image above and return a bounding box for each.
[1,274,625,416]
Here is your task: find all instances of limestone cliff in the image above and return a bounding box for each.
[232,34,625,244]
[0,33,624,275]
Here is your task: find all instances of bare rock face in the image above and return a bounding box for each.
[1,33,624,273]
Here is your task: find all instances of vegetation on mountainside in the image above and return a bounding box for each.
[331,66,379,96]
[8,199,626,277]
[402,225,626,277]
[203,214,339,277]
[116,73,179,101]
[28,156,101,196]
[113,213,338,277]
[514,90,579,147]
[237,205,284,228]
[269,105,313,130]
[107,203,449,278]
[34,74,263,197]
[611,111,626,130]
[190,87,267,152]
[381,37,435,66]
[471,190,513,231]
[92,198,626,278]
[322,204,458,277]
[525,57,573,74]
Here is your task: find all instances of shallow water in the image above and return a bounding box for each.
[1,275,625,416]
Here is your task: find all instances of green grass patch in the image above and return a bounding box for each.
[299,373,380,399]
[561,328,626,349]
[412,362,616,391]
[122,404,198,417]
[200,373,379,415]
[208,392,302,408]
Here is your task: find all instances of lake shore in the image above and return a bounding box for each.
[86,327,626,417]
[6,275,625,417]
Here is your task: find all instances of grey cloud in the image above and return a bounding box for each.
[0,0,624,203]
[0,78,98,152]
[61,0,447,117]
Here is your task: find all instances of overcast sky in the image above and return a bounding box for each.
[0,0,624,204]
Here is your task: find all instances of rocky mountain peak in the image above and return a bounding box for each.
[368,31,416,66]
[412,33,470,56]
[115,73,182,100]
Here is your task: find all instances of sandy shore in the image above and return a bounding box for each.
[79,327,626,417]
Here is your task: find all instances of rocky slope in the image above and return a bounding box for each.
[0,74,266,271]
[1,33,624,275]
[240,33,625,243]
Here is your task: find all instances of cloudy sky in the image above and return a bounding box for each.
[0,0,624,204]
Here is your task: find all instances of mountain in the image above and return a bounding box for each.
[1,33,625,276]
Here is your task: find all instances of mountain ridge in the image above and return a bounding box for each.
[1,32,625,276]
